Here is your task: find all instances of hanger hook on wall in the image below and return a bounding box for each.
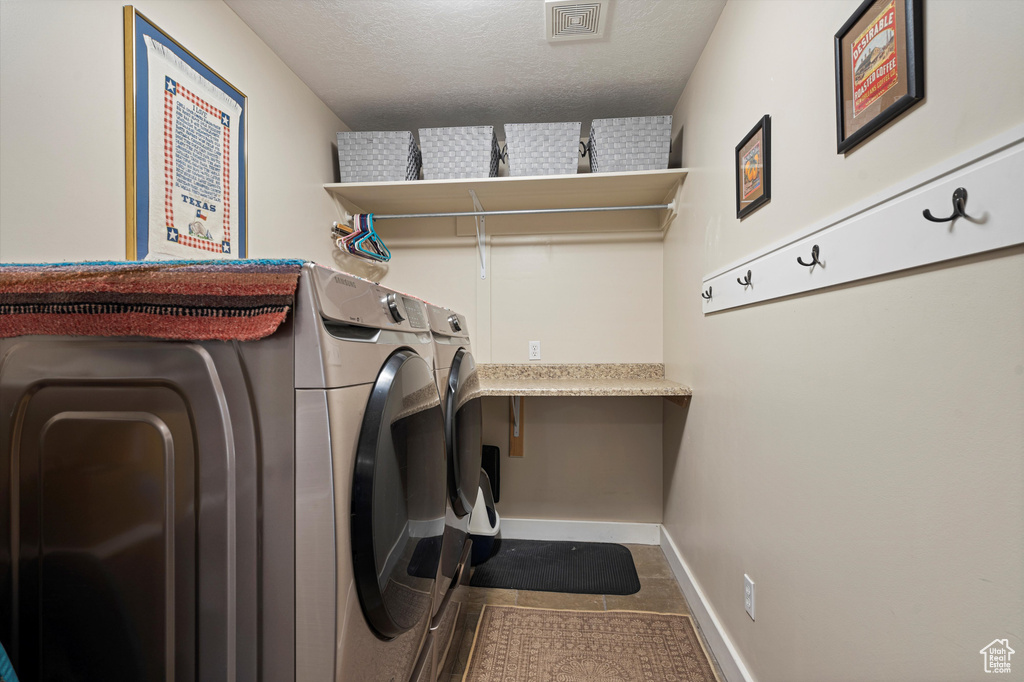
[797,244,821,267]
[923,187,970,223]
[701,286,712,301]
[737,270,752,287]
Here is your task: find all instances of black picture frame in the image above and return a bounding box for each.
[834,0,923,154]
[735,115,771,220]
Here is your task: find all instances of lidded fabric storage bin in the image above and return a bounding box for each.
[587,115,672,173]
[503,122,581,176]
[419,126,500,180]
[336,130,421,182]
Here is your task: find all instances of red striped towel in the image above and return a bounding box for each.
[0,259,304,341]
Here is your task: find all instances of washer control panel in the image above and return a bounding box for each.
[402,296,428,329]
[384,292,404,322]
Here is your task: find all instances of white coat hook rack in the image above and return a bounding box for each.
[469,189,487,279]
[700,125,1024,314]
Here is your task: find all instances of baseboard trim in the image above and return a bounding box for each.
[499,518,661,545]
[660,527,756,682]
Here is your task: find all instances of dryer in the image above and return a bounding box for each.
[294,264,448,682]
[426,306,482,613]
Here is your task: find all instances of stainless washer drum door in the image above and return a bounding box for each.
[446,348,483,518]
[351,349,446,640]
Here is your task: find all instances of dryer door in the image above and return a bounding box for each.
[445,348,482,518]
[351,349,446,640]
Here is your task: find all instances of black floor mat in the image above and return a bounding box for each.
[469,539,640,595]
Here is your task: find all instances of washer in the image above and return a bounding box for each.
[0,262,451,682]
[426,305,482,613]
[294,264,446,682]
[0,334,277,681]
[1,291,299,681]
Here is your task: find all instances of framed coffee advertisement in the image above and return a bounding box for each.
[735,115,771,220]
[835,0,923,154]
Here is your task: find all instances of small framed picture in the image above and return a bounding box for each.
[834,0,923,154]
[735,115,771,220]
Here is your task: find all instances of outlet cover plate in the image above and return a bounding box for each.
[529,341,541,360]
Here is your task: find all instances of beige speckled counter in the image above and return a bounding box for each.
[472,363,692,399]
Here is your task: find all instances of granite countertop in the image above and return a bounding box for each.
[472,363,692,398]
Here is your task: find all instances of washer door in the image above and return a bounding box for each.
[351,349,446,640]
[445,348,483,518]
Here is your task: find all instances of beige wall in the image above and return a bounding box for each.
[662,2,1024,681]
[377,235,664,365]
[0,0,665,527]
[376,222,666,519]
[376,228,663,520]
[483,396,663,523]
[0,0,345,263]
[377,232,666,523]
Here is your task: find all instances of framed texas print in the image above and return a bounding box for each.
[834,0,923,154]
[735,115,771,220]
[124,6,247,260]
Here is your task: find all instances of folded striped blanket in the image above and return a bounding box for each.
[0,259,305,342]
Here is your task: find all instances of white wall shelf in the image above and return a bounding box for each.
[324,168,687,236]
[701,125,1024,314]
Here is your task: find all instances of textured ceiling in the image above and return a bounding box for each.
[224,0,726,135]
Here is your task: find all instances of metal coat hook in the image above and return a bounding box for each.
[737,270,752,287]
[797,244,821,267]
[923,187,970,223]
[701,286,712,301]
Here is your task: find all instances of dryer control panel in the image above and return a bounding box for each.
[426,304,469,340]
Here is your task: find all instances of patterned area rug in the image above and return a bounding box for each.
[463,606,719,682]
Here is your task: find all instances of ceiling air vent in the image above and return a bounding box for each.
[545,0,608,42]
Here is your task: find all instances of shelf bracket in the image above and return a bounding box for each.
[324,187,355,226]
[469,189,486,279]
[659,180,682,231]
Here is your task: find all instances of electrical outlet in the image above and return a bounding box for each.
[744,574,755,621]
[529,341,541,360]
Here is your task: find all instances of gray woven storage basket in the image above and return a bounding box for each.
[336,130,421,182]
[587,116,672,173]
[503,122,581,176]
[419,126,500,180]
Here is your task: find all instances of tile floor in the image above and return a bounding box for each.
[439,543,726,681]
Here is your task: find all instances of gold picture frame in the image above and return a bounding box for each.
[124,6,248,259]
